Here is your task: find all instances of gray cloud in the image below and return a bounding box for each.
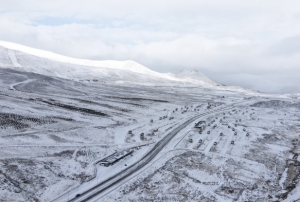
[267,35,300,56]
[0,0,300,93]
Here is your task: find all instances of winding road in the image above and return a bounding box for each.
[54,105,235,202]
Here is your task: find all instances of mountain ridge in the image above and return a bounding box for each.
[0,40,223,87]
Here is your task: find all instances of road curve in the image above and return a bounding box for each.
[61,105,234,202]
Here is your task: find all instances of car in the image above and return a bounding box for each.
[220,132,223,136]
[228,125,231,128]
[213,142,217,145]
[208,123,211,126]
[243,128,246,131]
[76,194,81,198]
[231,140,234,144]
[199,139,202,143]
[214,124,217,127]
[199,130,202,134]
[232,128,235,131]
[207,131,210,134]
[246,132,249,136]
[189,139,193,143]
[234,132,237,135]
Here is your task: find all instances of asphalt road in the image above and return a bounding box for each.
[62,105,234,202]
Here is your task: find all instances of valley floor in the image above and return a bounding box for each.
[0,68,299,202]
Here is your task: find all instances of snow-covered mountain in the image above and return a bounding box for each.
[2,41,300,202]
[0,41,220,87]
[176,70,221,86]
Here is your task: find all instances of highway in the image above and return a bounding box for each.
[62,105,235,202]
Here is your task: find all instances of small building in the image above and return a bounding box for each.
[194,121,206,131]
[98,148,134,167]
[140,133,145,140]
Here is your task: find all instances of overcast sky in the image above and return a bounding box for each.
[0,0,300,94]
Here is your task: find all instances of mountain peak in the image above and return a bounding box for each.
[176,69,221,86]
[0,40,225,87]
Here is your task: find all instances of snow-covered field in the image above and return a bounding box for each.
[0,42,299,202]
[106,102,300,201]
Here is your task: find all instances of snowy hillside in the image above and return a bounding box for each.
[176,70,221,86]
[0,41,221,87]
[0,41,300,202]
[0,41,156,75]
